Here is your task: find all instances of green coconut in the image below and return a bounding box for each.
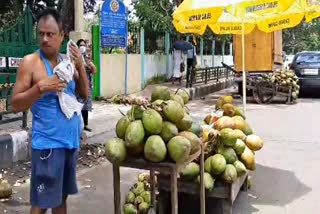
[140,191,151,204]
[233,139,246,155]
[220,128,237,147]
[160,121,179,142]
[176,113,193,131]
[217,146,238,164]
[125,120,145,149]
[233,160,247,177]
[127,105,144,120]
[188,122,203,137]
[144,135,167,162]
[205,154,227,175]
[126,191,136,204]
[167,136,191,162]
[222,164,238,183]
[197,172,215,191]
[116,116,131,140]
[178,131,201,155]
[163,100,184,124]
[138,202,150,214]
[180,162,200,181]
[176,89,190,104]
[151,86,171,102]
[170,94,184,107]
[123,204,138,214]
[105,138,127,165]
[142,109,163,134]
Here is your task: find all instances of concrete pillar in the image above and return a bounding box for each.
[140,28,146,89]
[200,38,204,66]
[229,43,233,56]
[212,40,215,67]
[222,40,225,63]
[165,32,170,78]
[74,0,84,32]
[69,0,91,43]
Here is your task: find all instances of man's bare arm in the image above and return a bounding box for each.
[12,55,67,113]
[11,55,43,113]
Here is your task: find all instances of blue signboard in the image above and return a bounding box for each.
[100,0,127,48]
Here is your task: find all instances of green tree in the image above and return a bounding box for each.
[283,19,320,54]
[131,0,177,53]
[0,0,97,33]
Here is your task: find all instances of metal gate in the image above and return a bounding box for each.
[0,6,67,128]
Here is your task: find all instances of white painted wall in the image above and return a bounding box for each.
[99,53,234,98]
[201,55,234,67]
[145,54,234,80]
[100,54,141,98]
[145,54,167,80]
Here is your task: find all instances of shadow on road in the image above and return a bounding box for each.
[237,164,311,210]
[158,163,311,214]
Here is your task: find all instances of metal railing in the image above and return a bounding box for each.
[0,58,27,129]
[186,63,235,88]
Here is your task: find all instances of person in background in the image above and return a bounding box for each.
[186,38,196,86]
[76,39,96,132]
[172,44,184,85]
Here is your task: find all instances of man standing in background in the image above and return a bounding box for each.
[186,38,196,87]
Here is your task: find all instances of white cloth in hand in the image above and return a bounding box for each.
[57,91,83,120]
[53,40,84,120]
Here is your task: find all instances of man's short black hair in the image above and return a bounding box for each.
[37,8,63,32]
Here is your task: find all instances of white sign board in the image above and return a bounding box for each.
[0,57,6,68]
[8,57,23,68]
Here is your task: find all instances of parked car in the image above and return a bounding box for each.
[289,51,320,91]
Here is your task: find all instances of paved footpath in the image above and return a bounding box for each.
[2,86,320,213]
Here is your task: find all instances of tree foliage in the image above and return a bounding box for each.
[283,19,320,54]
[0,0,97,33]
[132,0,176,33]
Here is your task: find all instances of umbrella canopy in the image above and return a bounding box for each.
[173,0,251,26]
[174,0,320,35]
[172,0,320,115]
[173,40,194,51]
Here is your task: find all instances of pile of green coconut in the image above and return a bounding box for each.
[260,69,300,101]
[105,86,203,165]
[123,173,153,214]
[178,95,263,190]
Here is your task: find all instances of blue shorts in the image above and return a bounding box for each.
[30,148,78,209]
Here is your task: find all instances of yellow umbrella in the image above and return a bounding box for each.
[173,0,297,28]
[208,12,256,35]
[303,0,320,21]
[173,0,256,27]
[173,19,207,35]
[173,0,320,114]
[174,0,319,35]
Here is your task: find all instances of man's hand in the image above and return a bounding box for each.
[69,45,84,70]
[38,75,67,93]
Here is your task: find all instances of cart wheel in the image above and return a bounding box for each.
[253,81,276,104]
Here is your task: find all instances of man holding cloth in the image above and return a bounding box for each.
[12,8,89,214]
